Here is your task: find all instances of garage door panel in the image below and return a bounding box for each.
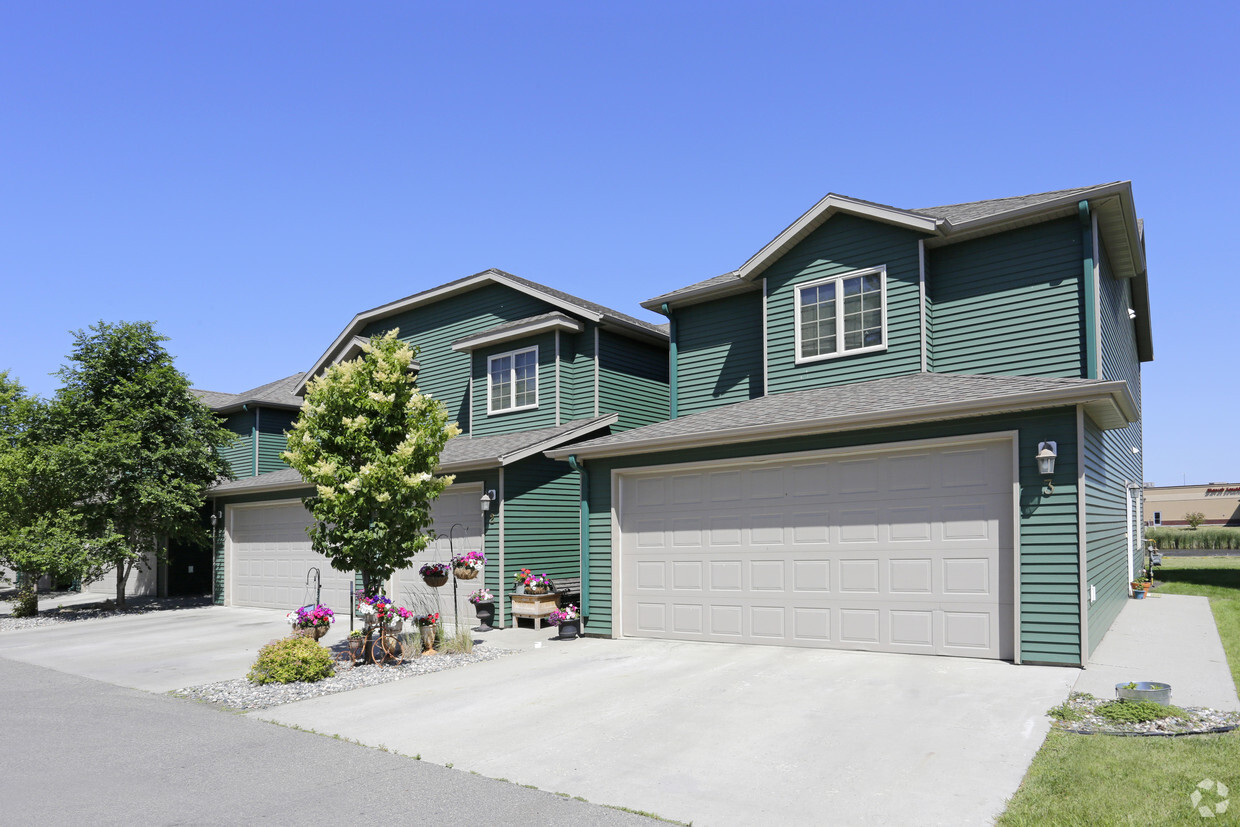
[229,503,356,611]
[620,441,1014,659]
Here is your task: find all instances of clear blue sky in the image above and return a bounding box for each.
[2,2,1236,486]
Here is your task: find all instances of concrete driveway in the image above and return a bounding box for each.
[0,607,1078,825]
[260,636,1077,825]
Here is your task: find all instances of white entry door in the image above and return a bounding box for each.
[618,439,1015,659]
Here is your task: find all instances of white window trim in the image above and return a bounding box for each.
[1152,511,1162,526]
[793,265,888,365]
[486,345,539,415]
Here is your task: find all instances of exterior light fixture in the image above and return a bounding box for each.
[480,490,497,514]
[1037,441,1057,494]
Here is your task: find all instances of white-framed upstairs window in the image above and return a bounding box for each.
[794,266,888,363]
[487,346,539,414]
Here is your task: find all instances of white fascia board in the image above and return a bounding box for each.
[451,313,584,352]
[639,275,756,312]
[548,382,1135,461]
[297,270,605,393]
[211,479,313,497]
[735,195,942,282]
[443,415,620,471]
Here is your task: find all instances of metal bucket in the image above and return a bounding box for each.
[1115,681,1172,705]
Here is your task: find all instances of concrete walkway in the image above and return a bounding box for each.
[1074,593,1240,710]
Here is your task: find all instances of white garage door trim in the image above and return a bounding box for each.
[611,432,1021,660]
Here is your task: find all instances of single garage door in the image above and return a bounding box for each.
[619,439,1014,659]
[228,501,356,610]
[389,483,483,623]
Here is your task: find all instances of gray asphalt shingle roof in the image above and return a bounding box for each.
[210,415,616,494]
[450,311,581,349]
[911,184,1113,224]
[193,373,305,412]
[552,372,1131,457]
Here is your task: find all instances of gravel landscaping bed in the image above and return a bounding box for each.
[0,593,212,631]
[1052,692,1240,736]
[173,645,520,711]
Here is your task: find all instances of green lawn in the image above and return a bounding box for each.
[998,556,1240,826]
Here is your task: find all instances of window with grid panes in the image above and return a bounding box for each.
[795,268,886,361]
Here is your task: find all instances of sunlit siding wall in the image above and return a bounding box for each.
[598,331,669,431]
[676,291,764,416]
[362,284,557,434]
[257,409,299,475]
[928,218,1083,377]
[764,214,924,394]
[220,411,255,478]
[470,332,559,436]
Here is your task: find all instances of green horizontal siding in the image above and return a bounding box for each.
[929,217,1084,377]
[471,332,559,435]
[561,327,597,421]
[677,291,764,415]
[598,330,669,430]
[257,408,298,475]
[583,407,1083,665]
[1085,242,1144,656]
[765,213,924,394]
[220,411,255,478]
[361,283,558,434]
[499,455,580,624]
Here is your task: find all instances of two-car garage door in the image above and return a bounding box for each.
[227,485,482,613]
[618,439,1015,659]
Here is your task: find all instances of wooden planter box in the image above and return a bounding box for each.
[510,592,560,629]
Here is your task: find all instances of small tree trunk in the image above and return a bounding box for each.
[13,572,39,617]
[115,561,129,609]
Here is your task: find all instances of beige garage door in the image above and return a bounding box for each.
[619,439,1014,659]
[228,501,357,610]
[389,483,484,624]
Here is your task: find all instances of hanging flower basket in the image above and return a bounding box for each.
[453,566,479,581]
[451,551,486,581]
[420,562,450,587]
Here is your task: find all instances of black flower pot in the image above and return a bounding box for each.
[473,601,494,632]
[557,619,581,640]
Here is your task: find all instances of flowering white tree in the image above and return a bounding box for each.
[282,331,457,596]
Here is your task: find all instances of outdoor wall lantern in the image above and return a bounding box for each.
[1037,441,1057,494]
[480,489,497,515]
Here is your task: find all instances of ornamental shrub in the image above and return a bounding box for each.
[247,636,335,685]
[1095,699,1186,723]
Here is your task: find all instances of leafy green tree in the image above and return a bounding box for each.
[282,331,457,596]
[1184,511,1206,530]
[46,321,235,608]
[0,372,122,615]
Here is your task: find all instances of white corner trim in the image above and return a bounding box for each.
[594,327,600,417]
[761,277,769,396]
[919,239,928,372]
[1092,210,1101,379]
[554,330,561,426]
[1077,405,1089,667]
[497,466,505,630]
[611,466,623,639]
[1011,434,1022,664]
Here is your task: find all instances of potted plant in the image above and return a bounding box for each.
[418,612,441,654]
[523,572,552,595]
[347,628,365,655]
[469,588,495,631]
[512,568,532,595]
[420,562,450,587]
[548,604,582,639]
[287,604,335,640]
[452,551,487,581]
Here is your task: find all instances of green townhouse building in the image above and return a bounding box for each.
[198,269,669,629]
[549,181,1151,668]
[196,181,1150,667]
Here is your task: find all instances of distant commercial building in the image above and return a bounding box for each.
[1143,483,1240,527]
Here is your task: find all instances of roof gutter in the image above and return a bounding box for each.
[548,381,1136,461]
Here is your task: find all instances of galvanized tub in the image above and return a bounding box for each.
[1115,681,1172,705]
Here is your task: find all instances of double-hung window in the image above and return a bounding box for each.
[488,346,538,413]
[795,266,887,362]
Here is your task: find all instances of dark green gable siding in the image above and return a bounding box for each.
[583,408,1083,665]
[598,330,669,430]
[764,214,924,394]
[498,455,580,625]
[362,283,558,433]
[560,327,598,421]
[257,408,298,475]
[471,332,559,435]
[677,291,764,415]
[1084,243,1143,655]
[929,217,1084,377]
[220,411,255,478]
